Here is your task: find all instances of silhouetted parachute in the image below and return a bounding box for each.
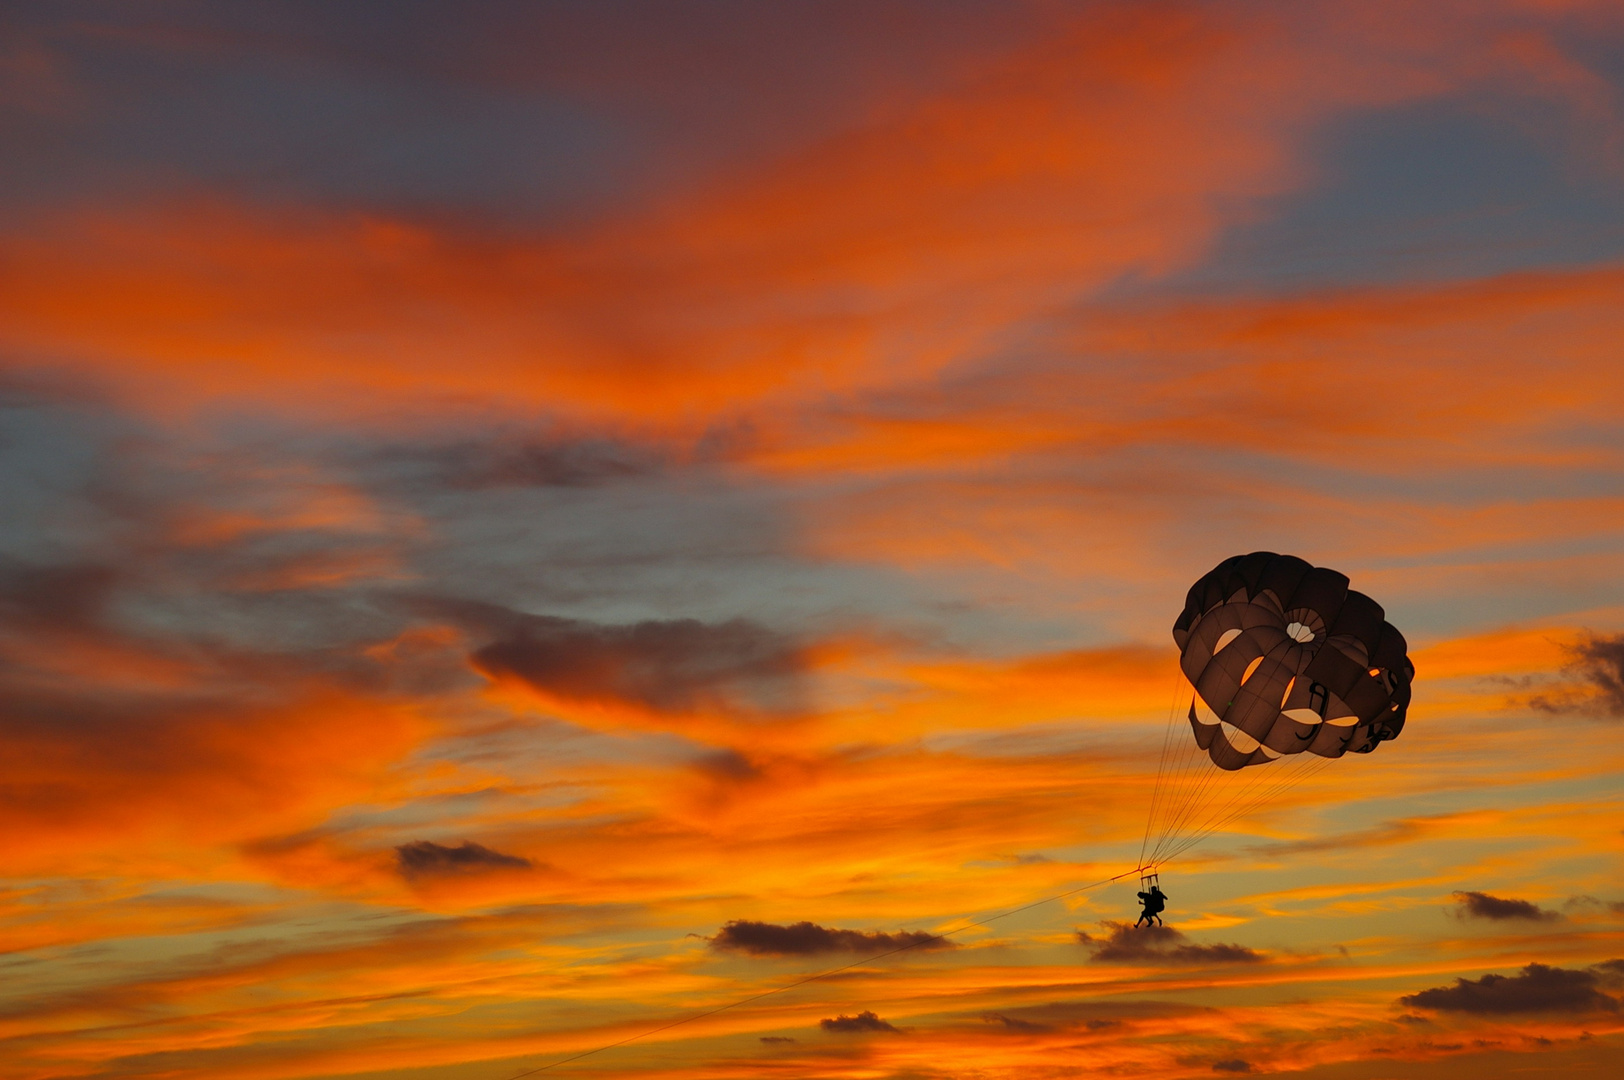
[1139,553,1414,871]
[1173,552,1413,770]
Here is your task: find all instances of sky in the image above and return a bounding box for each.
[2,1,1624,1077]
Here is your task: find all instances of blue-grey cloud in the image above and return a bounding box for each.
[470,611,807,716]
[385,436,663,491]
[0,558,117,635]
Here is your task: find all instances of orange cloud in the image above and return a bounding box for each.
[1413,626,1578,682]
[0,885,267,957]
[0,1,1479,428]
[6,5,1624,1079]
[0,684,429,879]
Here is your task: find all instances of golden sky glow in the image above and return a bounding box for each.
[2,2,1623,1078]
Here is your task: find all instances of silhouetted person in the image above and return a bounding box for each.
[1135,885,1167,928]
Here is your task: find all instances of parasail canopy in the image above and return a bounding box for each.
[1171,552,1413,771]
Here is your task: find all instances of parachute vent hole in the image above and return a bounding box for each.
[1286,621,1315,643]
[1241,656,1264,684]
[1214,628,1243,655]
[1368,667,1381,677]
[1280,675,1296,708]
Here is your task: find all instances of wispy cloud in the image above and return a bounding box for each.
[982,1011,1052,1033]
[1531,633,1624,718]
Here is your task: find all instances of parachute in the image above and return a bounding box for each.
[1139,552,1414,871]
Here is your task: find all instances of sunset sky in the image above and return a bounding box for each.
[3,2,1624,1078]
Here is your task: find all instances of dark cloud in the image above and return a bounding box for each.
[1564,896,1624,917]
[395,840,531,879]
[1078,923,1265,965]
[1399,962,1620,1015]
[693,748,761,781]
[1567,634,1624,715]
[977,1011,1117,1034]
[711,920,949,957]
[1453,891,1561,922]
[1212,1061,1253,1074]
[2,0,1058,224]
[1593,959,1624,988]
[392,437,663,491]
[0,558,118,635]
[821,1010,899,1033]
[759,1035,796,1044]
[1530,633,1624,718]
[469,610,807,716]
[982,1012,1050,1033]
